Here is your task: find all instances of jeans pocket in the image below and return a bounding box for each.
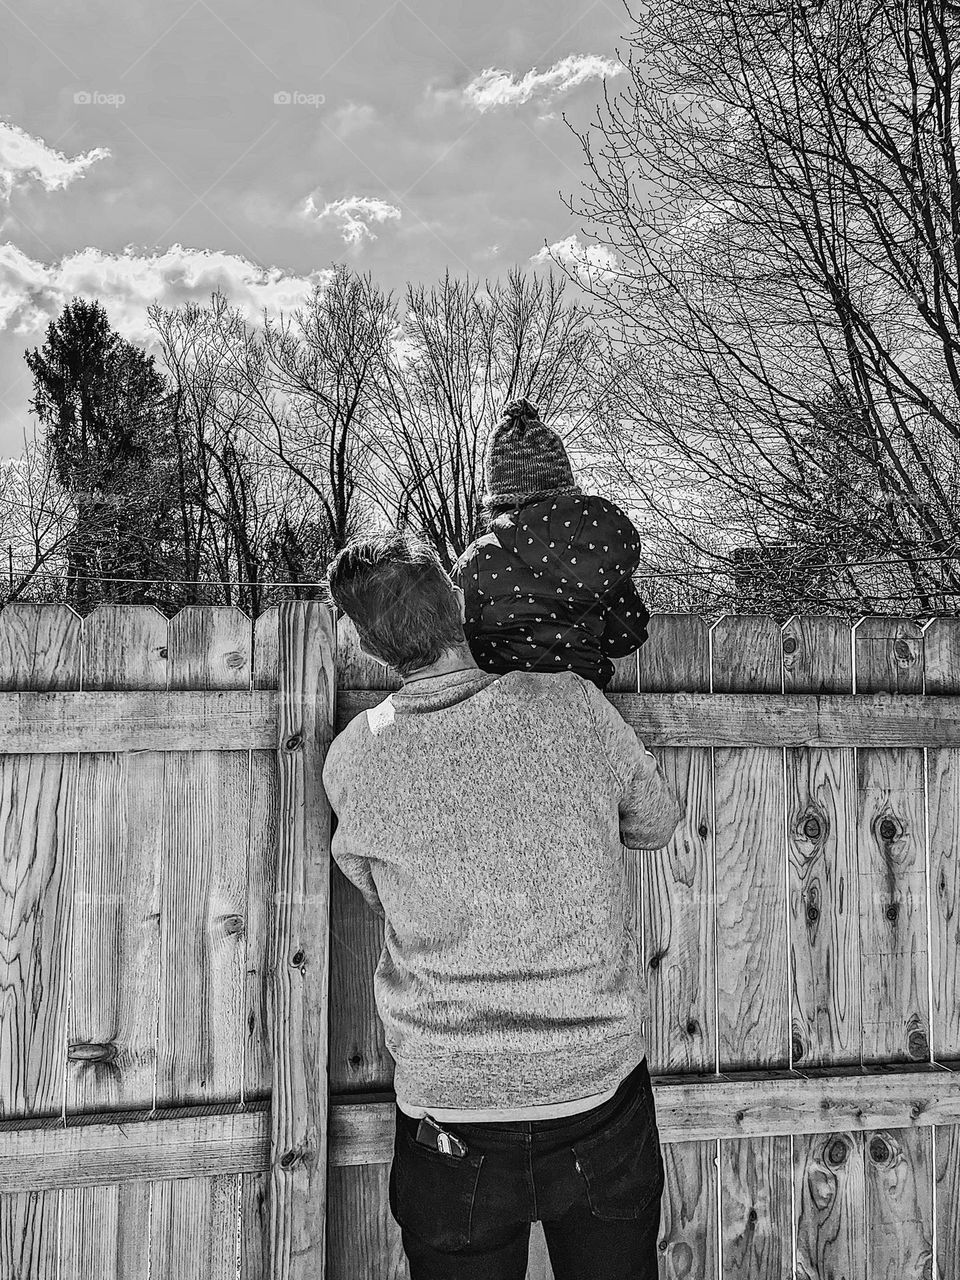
[390,1119,486,1250]
[570,1068,664,1220]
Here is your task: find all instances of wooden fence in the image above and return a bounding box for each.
[0,604,959,1278]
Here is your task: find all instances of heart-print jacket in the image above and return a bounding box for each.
[450,491,650,690]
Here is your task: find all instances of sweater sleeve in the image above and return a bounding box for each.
[321,737,386,920]
[579,679,682,849]
[599,579,650,658]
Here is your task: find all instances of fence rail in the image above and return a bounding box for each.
[0,606,958,1278]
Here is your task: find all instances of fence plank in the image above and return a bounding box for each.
[864,1128,933,1280]
[782,615,860,1068]
[0,603,82,1280]
[151,608,249,1279]
[63,606,167,1279]
[59,1183,152,1280]
[658,1142,719,1280]
[854,618,933,1279]
[934,1112,960,1280]
[711,615,791,1280]
[0,1189,60,1280]
[639,615,715,1074]
[783,615,865,1280]
[240,606,280,1279]
[268,601,334,1280]
[0,688,277,751]
[639,613,718,1280]
[918,618,960,1279]
[150,1175,239,1280]
[793,1132,866,1280]
[854,620,929,1065]
[711,615,788,1067]
[157,607,251,1106]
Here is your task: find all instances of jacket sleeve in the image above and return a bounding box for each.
[599,579,650,658]
[579,678,681,850]
[321,739,386,920]
[449,544,483,640]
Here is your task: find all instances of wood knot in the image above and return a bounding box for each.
[826,1138,847,1166]
[792,1034,804,1062]
[68,1041,117,1063]
[781,636,798,655]
[869,1136,889,1163]
[879,818,899,842]
[291,949,305,967]
[284,733,303,751]
[908,1028,929,1059]
[802,815,822,840]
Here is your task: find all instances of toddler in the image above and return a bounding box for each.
[451,398,649,690]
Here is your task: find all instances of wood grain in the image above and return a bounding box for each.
[782,615,860,1069]
[639,614,719,1280]
[268,602,335,1280]
[0,688,277,750]
[783,616,864,1280]
[63,605,167,1278]
[158,607,251,1106]
[918,619,960,1280]
[854,618,934,1278]
[59,1182,152,1280]
[793,1131,865,1280]
[710,615,791,1280]
[240,607,280,1277]
[0,604,81,1280]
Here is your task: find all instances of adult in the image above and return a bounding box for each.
[322,531,681,1280]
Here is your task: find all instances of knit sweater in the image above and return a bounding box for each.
[321,667,681,1121]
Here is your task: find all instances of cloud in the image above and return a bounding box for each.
[460,55,623,113]
[301,193,401,245]
[329,102,378,137]
[0,121,109,199]
[0,242,332,342]
[531,235,618,280]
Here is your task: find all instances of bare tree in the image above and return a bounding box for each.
[150,294,326,612]
[368,267,612,567]
[569,0,960,612]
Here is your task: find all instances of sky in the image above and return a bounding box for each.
[0,0,631,458]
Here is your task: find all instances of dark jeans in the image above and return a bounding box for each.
[389,1057,664,1279]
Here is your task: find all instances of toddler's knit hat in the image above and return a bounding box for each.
[482,398,579,506]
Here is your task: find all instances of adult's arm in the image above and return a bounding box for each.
[321,736,386,920]
[579,678,681,849]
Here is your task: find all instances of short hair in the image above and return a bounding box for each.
[325,531,466,676]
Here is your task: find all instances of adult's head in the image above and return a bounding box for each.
[326,531,469,675]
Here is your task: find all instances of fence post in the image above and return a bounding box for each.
[268,600,336,1279]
